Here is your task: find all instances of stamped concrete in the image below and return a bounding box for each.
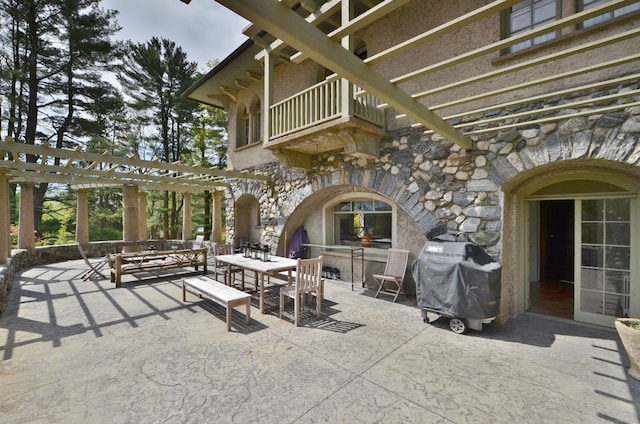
[1,259,639,423]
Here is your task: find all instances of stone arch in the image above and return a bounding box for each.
[311,167,441,237]
[234,193,261,246]
[500,158,640,323]
[278,181,427,293]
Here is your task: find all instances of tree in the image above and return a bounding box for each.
[117,37,199,239]
[0,0,120,233]
[191,102,228,239]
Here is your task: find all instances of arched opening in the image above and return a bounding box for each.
[235,194,261,247]
[236,104,249,148]
[503,160,640,327]
[278,184,426,293]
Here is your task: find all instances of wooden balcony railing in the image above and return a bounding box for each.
[269,79,385,139]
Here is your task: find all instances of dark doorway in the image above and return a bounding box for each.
[540,200,574,282]
[530,200,575,320]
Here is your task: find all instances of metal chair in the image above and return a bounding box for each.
[213,243,245,289]
[373,249,410,302]
[280,256,323,326]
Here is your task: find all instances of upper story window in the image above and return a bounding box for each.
[240,107,250,148]
[507,0,559,53]
[236,97,262,149]
[251,100,261,144]
[333,199,392,249]
[504,0,640,54]
[582,0,640,27]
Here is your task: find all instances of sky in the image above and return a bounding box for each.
[101,0,250,71]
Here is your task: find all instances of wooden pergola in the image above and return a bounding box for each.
[0,137,269,263]
[190,0,639,149]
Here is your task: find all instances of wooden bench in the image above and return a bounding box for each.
[110,248,207,287]
[182,276,251,331]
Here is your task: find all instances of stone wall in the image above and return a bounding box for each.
[224,79,640,313]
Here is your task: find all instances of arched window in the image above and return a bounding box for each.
[236,98,262,149]
[237,106,250,148]
[251,99,261,143]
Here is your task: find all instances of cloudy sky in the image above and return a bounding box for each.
[101,0,250,70]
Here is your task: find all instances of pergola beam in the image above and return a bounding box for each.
[0,139,269,182]
[291,0,412,63]
[390,0,637,86]
[255,0,341,61]
[217,0,472,149]
[2,161,231,192]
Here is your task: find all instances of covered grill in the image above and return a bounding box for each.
[412,237,501,333]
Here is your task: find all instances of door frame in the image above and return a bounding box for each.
[501,161,640,326]
[523,191,638,327]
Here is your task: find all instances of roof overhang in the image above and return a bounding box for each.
[183,39,263,109]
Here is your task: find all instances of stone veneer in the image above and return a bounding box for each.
[225,81,640,313]
[227,82,640,258]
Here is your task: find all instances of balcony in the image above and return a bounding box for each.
[264,79,385,170]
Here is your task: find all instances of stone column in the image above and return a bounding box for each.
[18,182,35,249]
[0,170,10,263]
[182,192,192,242]
[138,191,148,241]
[75,188,90,244]
[212,190,223,243]
[122,184,139,252]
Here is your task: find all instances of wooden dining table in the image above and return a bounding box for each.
[214,254,298,313]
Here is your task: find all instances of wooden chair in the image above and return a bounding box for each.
[280,256,323,326]
[373,249,410,302]
[192,235,205,249]
[77,243,108,281]
[213,243,245,289]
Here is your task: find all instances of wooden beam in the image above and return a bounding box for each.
[462,101,640,136]
[246,70,262,81]
[364,0,521,66]
[407,28,640,103]
[255,0,341,61]
[0,140,269,181]
[291,0,412,62]
[217,0,472,149]
[391,0,637,85]
[219,85,238,101]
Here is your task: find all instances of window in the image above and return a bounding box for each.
[505,0,640,54]
[581,0,640,28]
[252,100,261,143]
[240,107,250,147]
[236,98,262,148]
[333,199,392,248]
[507,0,559,53]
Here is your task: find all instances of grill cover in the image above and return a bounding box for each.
[412,239,501,320]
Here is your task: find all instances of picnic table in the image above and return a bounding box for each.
[110,247,207,287]
[214,254,298,313]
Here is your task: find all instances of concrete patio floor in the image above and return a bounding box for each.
[1,259,639,423]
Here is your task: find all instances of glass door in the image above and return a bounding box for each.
[576,198,633,326]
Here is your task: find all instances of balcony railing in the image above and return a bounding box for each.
[269,79,385,139]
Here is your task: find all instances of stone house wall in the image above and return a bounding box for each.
[225,80,640,319]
